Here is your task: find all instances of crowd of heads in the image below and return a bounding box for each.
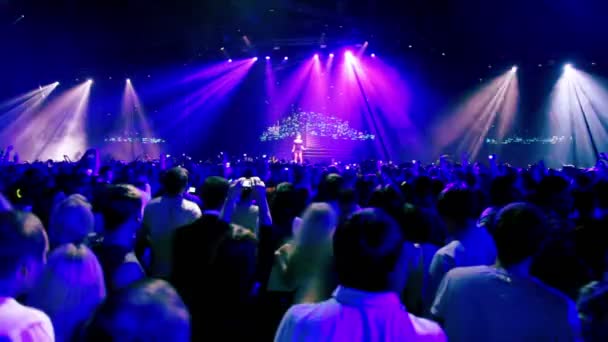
[1,149,608,340]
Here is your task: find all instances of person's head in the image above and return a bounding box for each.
[85,279,190,342]
[0,211,49,296]
[200,176,229,211]
[437,183,479,233]
[399,203,442,245]
[99,184,143,234]
[296,133,302,140]
[270,182,299,229]
[536,175,572,217]
[294,202,338,247]
[489,175,520,207]
[28,243,105,342]
[162,167,189,197]
[333,208,406,292]
[493,202,548,268]
[49,194,94,248]
[316,173,344,203]
[411,176,434,206]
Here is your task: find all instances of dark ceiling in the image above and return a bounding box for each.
[0,0,606,85]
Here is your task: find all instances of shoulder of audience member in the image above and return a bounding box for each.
[281,302,328,324]
[22,305,55,341]
[443,265,493,283]
[407,313,447,341]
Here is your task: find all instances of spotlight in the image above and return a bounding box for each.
[564,63,573,71]
[511,66,517,73]
[314,53,319,59]
[371,53,376,58]
[329,53,335,58]
[283,56,288,61]
[87,79,93,84]
[345,50,353,58]
[253,57,258,61]
[265,56,270,60]
[126,78,131,83]
[228,59,233,63]
[54,81,60,86]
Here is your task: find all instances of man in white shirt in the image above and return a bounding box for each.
[429,184,497,303]
[275,208,446,342]
[144,167,201,278]
[0,211,54,341]
[431,203,582,341]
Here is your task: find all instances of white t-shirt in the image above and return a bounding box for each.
[275,286,446,342]
[431,266,582,342]
[143,196,202,278]
[0,297,54,341]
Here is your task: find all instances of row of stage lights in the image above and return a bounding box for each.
[45,62,578,86]
[226,50,376,63]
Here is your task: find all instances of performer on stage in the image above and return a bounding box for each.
[292,133,305,164]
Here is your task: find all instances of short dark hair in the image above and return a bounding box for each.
[162,167,189,196]
[493,202,548,267]
[333,208,404,292]
[316,173,344,202]
[99,185,142,232]
[85,279,190,342]
[437,183,478,226]
[0,211,48,279]
[489,175,518,207]
[200,176,229,211]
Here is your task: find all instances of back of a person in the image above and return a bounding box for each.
[0,211,54,341]
[172,214,257,340]
[145,196,200,278]
[0,298,54,341]
[433,265,578,341]
[277,288,443,342]
[275,209,446,342]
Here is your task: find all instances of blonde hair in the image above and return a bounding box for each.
[288,203,337,303]
[28,243,106,341]
[294,202,337,247]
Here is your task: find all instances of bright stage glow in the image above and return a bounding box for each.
[107,77,159,160]
[253,57,258,61]
[546,65,608,166]
[87,79,93,84]
[284,56,289,61]
[314,54,319,59]
[228,59,233,63]
[432,68,519,159]
[7,80,92,161]
[345,51,353,58]
[329,53,335,58]
[511,66,517,72]
[126,78,131,83]
[371,53,376,58]
[265,56,270,60]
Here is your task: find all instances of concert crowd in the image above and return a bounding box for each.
[2,147,608,341]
